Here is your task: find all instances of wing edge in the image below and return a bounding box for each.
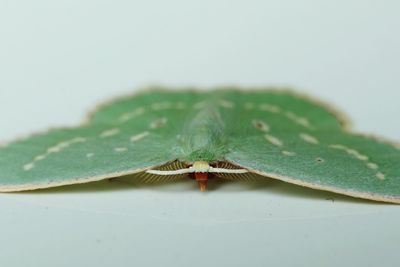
[226,160,400,204]
[0,161,175,192]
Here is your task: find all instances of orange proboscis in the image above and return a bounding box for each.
[194,172,208,192]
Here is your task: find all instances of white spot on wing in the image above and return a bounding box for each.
[348,149,368,161]
[254,102,315,130]
[330,144,369,161]
[114,147,128,152]
[330,144,384,181]
[71,137,87,143]
[299,133,319,144]
[47,138,86,154]
[282,151,296,156]
[100,128,120,138]
[23,137,87,171]
[264,134,283,147]
[34,155,46,161]
[376,172,385,180]
[330,144,346,150]
[367,162,378,170]
[47,146,61,153]
[23,163,35,171]
[119,107,145,122]
[131,131,150,142]
[86,153,94,158]
[286,112,314,130]
[259,103,281,113]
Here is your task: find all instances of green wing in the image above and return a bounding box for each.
[221,90,400,203]
[0,90,205,191]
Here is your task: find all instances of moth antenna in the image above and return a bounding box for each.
[209,167,248,174]
[146,168,193,175]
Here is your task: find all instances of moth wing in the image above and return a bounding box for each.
[211,90,400,203]
[0,124,181,191]
[226,131,400,203]
[0,90,200,191]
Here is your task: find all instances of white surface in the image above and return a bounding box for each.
[0,1,399,266]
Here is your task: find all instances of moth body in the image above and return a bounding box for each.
[1,88,400,204]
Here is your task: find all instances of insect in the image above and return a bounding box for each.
[0,88,399,203]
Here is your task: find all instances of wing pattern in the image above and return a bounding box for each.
[0,88,399,203]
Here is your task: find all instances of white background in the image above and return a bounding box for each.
[0,1,399,266]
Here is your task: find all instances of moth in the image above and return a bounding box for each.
[0,88,399,203]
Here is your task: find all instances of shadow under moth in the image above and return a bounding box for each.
[0,88,399,203]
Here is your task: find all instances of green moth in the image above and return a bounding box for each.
[0,88,399,203]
